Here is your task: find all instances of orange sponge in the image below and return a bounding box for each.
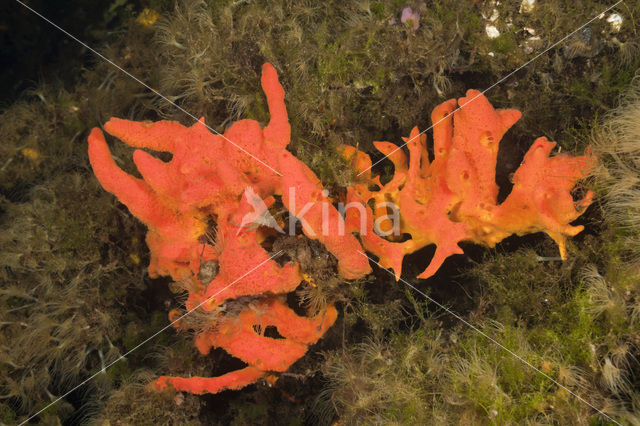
[344,90,594,280]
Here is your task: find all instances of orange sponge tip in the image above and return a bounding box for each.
[154,367,265,395]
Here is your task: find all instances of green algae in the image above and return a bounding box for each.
[1,0,639,424]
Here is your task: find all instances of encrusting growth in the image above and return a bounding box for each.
[343,90,594,280]
[88,62,594,396]
[88,63,369,394]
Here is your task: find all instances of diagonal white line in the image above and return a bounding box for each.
[19,250,283,425]
[12,0,625,424]
[358,250,622,425]
[359,1,623,176]
[13,0,283,177]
